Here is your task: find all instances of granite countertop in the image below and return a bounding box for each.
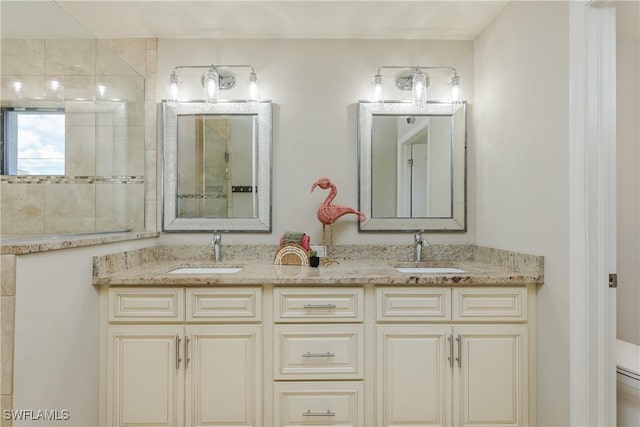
[93,244,544,287]
[0,231,159,254]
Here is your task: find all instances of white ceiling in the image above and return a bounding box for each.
[2,1,510,40]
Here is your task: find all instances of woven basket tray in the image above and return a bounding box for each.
[273,243,309,266]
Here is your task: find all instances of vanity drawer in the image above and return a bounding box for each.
[274,287,363,322]
[452,287,527,321]
[108,288,184,322]
[274,324,364,380]
[274,381,364,427]
[186,287,261,322]
[376,287,451,321]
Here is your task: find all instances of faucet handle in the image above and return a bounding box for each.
[212,231,221,243]
[414,231,424,243]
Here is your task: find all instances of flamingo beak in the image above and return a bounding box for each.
[311,182,318,193]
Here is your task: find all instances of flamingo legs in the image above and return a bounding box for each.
[321,224,338,265]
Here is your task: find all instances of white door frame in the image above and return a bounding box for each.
[569,2,617,426]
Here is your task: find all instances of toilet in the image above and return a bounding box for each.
[617,339,640,426]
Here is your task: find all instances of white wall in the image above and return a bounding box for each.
[12,238,157,426]
[616,1,640,346]
[473,2,570,426]
[156,38,475,246]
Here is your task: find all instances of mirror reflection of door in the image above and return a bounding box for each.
[372,115,453,219]
[398,131,429,217]
[177,114,257,219]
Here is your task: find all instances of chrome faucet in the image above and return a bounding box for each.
[414,231,428,262]
[211,231,222,262]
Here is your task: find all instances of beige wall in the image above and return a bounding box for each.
[156,38,476,247]
[473,2,570,425]
[10,238,157,427]
[616,1,640,347]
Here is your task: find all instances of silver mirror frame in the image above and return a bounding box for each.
[162,100,272,231]
[357,101,467,232]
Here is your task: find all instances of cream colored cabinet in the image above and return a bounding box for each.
[376,325,452,427]
[104,284,532,427]
[453,325,527,427]
[105,288,262,427]
[185,325,261,427]
[376,287,529,427]
[107,326,185,427]
[272,287,365,427]
[273,382,365,427]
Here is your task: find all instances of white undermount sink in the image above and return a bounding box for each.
[394,267,466,274]
[168,267,242,274]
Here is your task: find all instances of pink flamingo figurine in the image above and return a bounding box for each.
[311,177,365,263]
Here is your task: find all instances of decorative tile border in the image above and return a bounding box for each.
[177,193,226,200]
[0,175,144,184]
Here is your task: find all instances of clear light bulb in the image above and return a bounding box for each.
[204,68,218,103]
[169,72,179,101]
[451,75,461,103]
[412,70,427,106]
[248,72,259,101]
[372,74,383,103]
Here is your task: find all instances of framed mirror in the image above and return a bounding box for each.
[358,101,466,231]
[162,101,272,231]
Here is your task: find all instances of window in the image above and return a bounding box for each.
[3,109,65,175]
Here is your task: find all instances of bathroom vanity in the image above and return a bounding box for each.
[94,245,543,427]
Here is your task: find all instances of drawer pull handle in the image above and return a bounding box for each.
[303,304,337,309]
[302,351,336,358]
[303,409,336,417]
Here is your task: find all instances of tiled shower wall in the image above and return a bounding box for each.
[0,38,157,235]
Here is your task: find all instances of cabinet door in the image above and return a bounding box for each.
[453,325,527,427]
[376,325,452,427]
[107,326,184,427]
[185,325,262,427]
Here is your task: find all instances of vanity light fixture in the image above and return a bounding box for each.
[371,66,461,105]
[168,64,260,102]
